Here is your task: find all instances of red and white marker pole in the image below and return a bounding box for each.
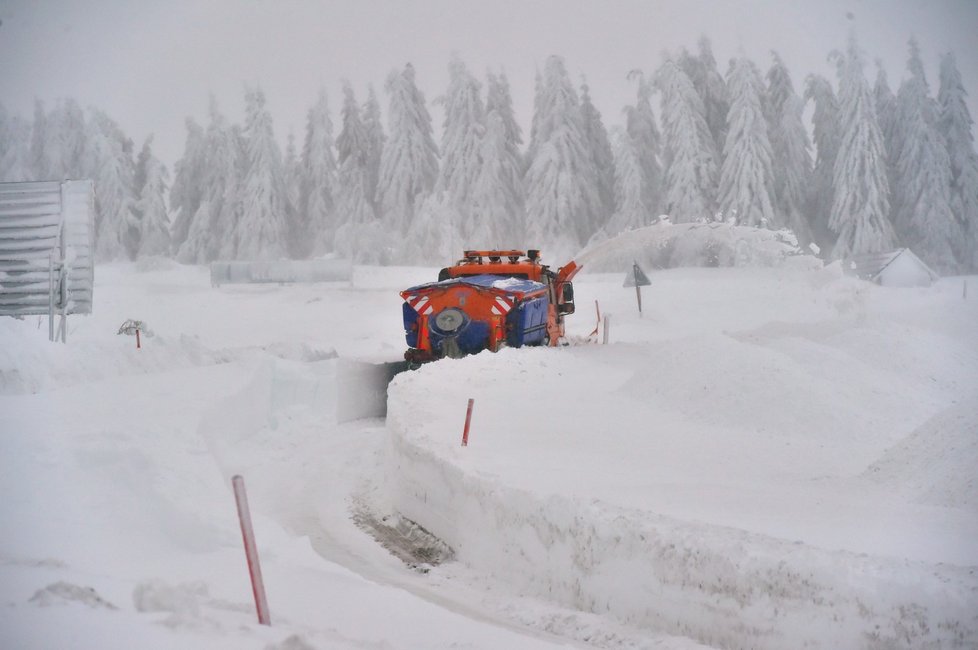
[232,475,271,626]
[461,398,474,447]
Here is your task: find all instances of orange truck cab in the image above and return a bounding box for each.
[400,250,580,363]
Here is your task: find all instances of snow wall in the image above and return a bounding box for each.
[386,386,977,650]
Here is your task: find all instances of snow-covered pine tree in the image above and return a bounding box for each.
[168,117,207,254]
[938,51,978,270]
[486,71,523,152]
[655,58,718,223]
[470,110,525,246]
[47,98,87,180]
[524,55,602,257]
[483,70,525,243]
[300,88,338,256]
[362,85,385,211]
[804,74,842,252]
[376,63,439,257]
[892,38,958,272]
[828,36,897,260]
[624,71,663,216]
[579,79,616,226]
[438,56,486,243]
[178,100,243,263]
[232,87,292,261]
[283,131,302,250]
[30,100,50,181]
[680,36,730,157]
[0,105,31,181]
[333,82,384,264]
[717,57,777,228]
[86,109,136,260]
[765,52,814,245]
[598,126,650,239]
[873,62,899,209]
[133,136,171,257]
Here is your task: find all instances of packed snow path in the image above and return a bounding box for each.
[2,260,976,649]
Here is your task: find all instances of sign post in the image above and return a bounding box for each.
[622,261,651,316]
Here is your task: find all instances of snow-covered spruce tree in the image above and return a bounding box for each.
[300,88,338,256]
[679,36,730,157]
[86,109,136,261]
[655,58,718,223]
[892,38,958,271]
[765,52,814,246]
[598,126,650,238]
[938,51,978,270]
[333,82,384,264]
[362,85,385,211]
[232,87,292,261]
[470,110,525,247]
[873,62,899,205]
[804,74,842,252]
[717,57,777,228]
[483,70,525,243]
[437,56,486,243]
[524,55,602,256]
[0,105,32,181]
[30,100,50,181]
[168,118,207,254]
[47,98,88,181]
[376,63,439,258]
[178,100,243,263]
[827,36,897,260]
[624,71,663,216]
[283,131,301,243]
[133,136,171,257]
[579,79,616,225]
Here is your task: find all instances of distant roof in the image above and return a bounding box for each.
[848,248,939,282]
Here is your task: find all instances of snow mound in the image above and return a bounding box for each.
[863,398,978,510]
[30,582,118,610]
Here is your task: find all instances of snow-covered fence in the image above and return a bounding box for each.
[0,180,95,341]
[210,259,352,286]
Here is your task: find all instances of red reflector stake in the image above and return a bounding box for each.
[461,398,475,447]
[232,475,271,626]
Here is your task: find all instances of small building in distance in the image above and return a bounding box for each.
[848,248,940,287]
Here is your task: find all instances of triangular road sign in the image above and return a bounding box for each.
[623,261,651,287]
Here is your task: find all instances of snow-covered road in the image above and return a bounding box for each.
[1,260,976,648]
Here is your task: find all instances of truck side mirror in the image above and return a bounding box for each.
[562,283,574,302]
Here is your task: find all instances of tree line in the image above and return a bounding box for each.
[1,33,975,272]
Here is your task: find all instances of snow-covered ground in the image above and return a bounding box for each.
[1,258,976,649]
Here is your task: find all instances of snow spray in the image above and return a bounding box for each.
[232,475,271,625]
[462,398,475,446]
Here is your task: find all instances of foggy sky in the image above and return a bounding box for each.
[2,0,976,170]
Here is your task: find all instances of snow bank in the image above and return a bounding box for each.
[385,268,978,649]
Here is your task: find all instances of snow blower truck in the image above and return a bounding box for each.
[399,250,581,363]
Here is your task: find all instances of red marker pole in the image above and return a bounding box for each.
[232,475,271,626]
[461,398,474,447]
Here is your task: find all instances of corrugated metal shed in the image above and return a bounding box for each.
[0,180,95,340]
